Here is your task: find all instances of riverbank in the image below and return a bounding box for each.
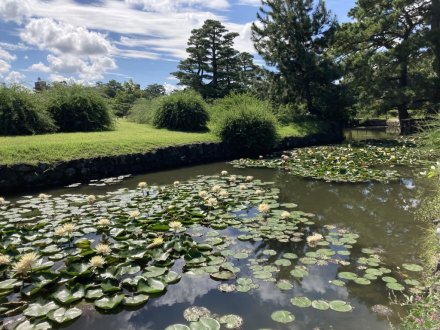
[0,120,342,193]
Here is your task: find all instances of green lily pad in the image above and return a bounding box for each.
[218,314,243,329]
[123,294,149,306]
[210,270,235,281]
[382,276,397,283]
[94,294,125,310]
[165,325,191,330]
[402,263,423,272]
[312,300,330,310]
[137,278,167,293]
[53,285,85,304]
[24,301,59,317]
[16,320,51,330]
[329,300,353,312]
[291,296,312,308]
[276,280,293,291]
[386,282,405,291]
[47,307,82,324]
[338,272,358,280]
[271,310,295,323]
[354,278,371,285]
[190,317,220,330]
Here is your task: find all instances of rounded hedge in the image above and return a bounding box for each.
[0,86,55,135]
[46,85,113,132]
[153,91,209,131]
[213,94,279,155]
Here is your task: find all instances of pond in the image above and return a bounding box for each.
[344,127,400,141]
[0,156,432,330]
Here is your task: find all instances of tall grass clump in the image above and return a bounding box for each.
[0,86,55,135]
[45,85,113,132]
[153,90,209,132]
[212,93,279,155]
[127,97,161,125]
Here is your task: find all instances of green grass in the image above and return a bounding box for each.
[0,120,316,165]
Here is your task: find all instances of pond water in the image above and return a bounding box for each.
[344,128,400,141]
[1,160,431,330]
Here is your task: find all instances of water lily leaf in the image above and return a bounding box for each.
[274,259,291,267]
[283,253,298,259]
[143,266,167,278]
[48,307,82,324]
[290,268,308,278]
[338,272,358,280]
[402,263,423,272]
[382,276,397,283]
[386,282,405,291]
[404,279,421,286]
[16,320,51,330]
[63,263,91,276]
[218,314,243,329]
[312,300,330,310]
[329,300,353,312]
[210,270,235,281]
[137,278,166,293]
[123,294,149,306]
[101,278,121,293]
[94,294,124,310]
[330,280,346,287]
[53,285,85,304]
[271,310,295,323]
[165,325,191,330]
[276,280,293,291]
[163,271,182,284]
[0,278,22,290]
[354,278,371,285]
[291,296,312,308]
[184,306,211,322]
[190,317,220,330]
[280,203,297,209]
[85,288,104,300]
[24,301,59,317]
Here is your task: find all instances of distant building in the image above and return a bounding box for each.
[34,77,47,91]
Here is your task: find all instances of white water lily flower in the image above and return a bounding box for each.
[13,252,39,274]
[0,254,11,265]
[38,193,49,200]
[89,255,105,268]
[198,190,208,198]
[212,185,222,193]
[229,175,237,182]
[138,182,147,189]
[255,189,263,196]
[207,197,218,207]
[169,221,183,231]
[173,181,180,186]
[281,211,290,219]
[87,195,96,204]
[306,233,323,246]
[0,197,5,204]
[219,190,229,198]
[95,244,111,255]
[239,184,247,190]
[221,170,228,176]
[245,176,253,181]
[98,218,111,226]
[129,210,141,218]
[258,203,270,214]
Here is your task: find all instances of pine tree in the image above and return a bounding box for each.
[251,0,341,117]
[173,19,257,98]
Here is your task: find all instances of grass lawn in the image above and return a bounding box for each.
[0,120,318,165]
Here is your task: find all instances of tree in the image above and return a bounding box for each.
[113,80,142,117]
[144,84,166,99]
[251,0,342,118]
[173,19,257,98]
[336,0,431,121]
[430,0,440,106]
[102,79,123,98]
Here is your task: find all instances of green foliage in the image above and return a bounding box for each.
[45,85,113,132]
[252,0,346,120]
[0,86,55,136]
[144,84,166,99]
[272,103,307,125]
[173,19,257,99]
[212,94,279,155]
[113,80,143,117]
[153,90,209,132]
[127,98,160,125]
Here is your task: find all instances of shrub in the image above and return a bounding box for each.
[153,90,209,131]
[0,86,55,135]
[127,97,161,125]
[212,93,279,155]
[46,85,113,132]
[272,103,307,125]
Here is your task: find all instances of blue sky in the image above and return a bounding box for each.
[0,0,354,89]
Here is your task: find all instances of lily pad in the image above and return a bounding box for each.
[312,300,330,310]
[329,300,353,312]
[402,263,423,272]
[123,294,149,306]
[291,296,312,308]
[271,310,295,323]
[47,307,82,324]
[94,294,125,310]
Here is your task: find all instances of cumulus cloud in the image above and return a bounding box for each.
[0,0,34,23]
[28,62,51,73]
[0,60,11,74]
[125,0,230,12]
[5,70,25,83]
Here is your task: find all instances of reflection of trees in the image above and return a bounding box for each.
[274,171,429,265]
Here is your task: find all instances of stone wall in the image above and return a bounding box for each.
[0,131,343,193]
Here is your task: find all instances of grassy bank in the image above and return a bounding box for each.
[400,126,440,329]
[0,120,321,165]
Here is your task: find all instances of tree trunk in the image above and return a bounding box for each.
[398,59,410,122]
[432,0,440,105]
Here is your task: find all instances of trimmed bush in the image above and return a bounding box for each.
[46,85,113,132]
[153,90,209,131]
[212,94,279,155]
[0,86,55,135]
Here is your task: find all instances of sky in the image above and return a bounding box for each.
[0,0,355,89]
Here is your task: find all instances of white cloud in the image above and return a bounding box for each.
[237,0,260,5]
[0,47,16,62]
[28,62,51,73]
[0,0,34,23]
[125,0,230,12]
[0,60,11,74]
[5,70,25,83]
[20,18,113,56]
